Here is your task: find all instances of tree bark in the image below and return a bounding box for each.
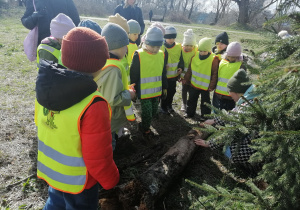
[233,0,250,25]
[99,129,209,210]
[188,0,195,19]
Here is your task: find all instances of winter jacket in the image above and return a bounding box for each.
[94,53,132,133]
[21,0,80,45]
[36,60,119,190]
[114,3,145,35]
[130,50,168,99]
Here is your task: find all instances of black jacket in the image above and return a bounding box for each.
[36,60,97,111]
[114,3,145,35]
[21,0,80,45]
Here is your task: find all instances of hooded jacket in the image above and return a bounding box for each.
[36,60,119,190]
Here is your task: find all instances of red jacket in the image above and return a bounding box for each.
[81,100,120,189]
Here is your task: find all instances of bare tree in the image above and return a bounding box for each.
[214,0,232,24]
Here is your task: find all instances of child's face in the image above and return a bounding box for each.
[146,45,160,54]
[183,45,194,52]
[216,42,227,52]
[199,51,209,56]
[165,38,175,45]
[129,33,139,42]
[226,56,238,63]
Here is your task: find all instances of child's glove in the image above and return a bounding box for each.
[162,89,167,100]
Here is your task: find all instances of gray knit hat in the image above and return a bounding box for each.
[164,26,177,39]
[227,69,251,93]
[127,19,141,34]
[145,26,163,46]
[101,23,129,50]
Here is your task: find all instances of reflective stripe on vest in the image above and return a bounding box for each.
[37,91,109,194]
[162,43,182,78]
[138,49,164,99]
[102,59,135,121]
[215,59,242,96]
[190,52,214,90]
[181,47,196,78]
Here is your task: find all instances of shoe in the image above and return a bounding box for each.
[180,104,187,111]
[160,108,170,115]
[143,130,155,139]
[184,113,193,118]
[167,106,175,113]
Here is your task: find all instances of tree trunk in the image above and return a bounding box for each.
[99,129,209,210]
[214,0,221,24]
[236,0,250,24]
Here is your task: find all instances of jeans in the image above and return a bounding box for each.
[43,184,99,210]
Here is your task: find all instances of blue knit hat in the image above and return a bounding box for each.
[101,23,129,50]
[78,19,102,35]
[127,19,141,34]
[145,26,163,46]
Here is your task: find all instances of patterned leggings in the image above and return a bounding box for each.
[140,97,159,132]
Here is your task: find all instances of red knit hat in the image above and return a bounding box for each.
[61,27,109,73]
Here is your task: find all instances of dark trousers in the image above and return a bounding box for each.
[182,83,190,105]
[141,97,159,132]
[161,79,177,110]
[43,184,99,210]
[186,87,211,117]
[212,92,235,111]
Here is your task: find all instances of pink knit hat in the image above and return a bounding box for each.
[226,42,242,57]
[50,13,75,39]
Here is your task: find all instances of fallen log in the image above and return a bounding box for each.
[100,129,209,210]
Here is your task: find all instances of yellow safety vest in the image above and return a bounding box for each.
[181,47,196,79]
[37,91,111,194]
[37,44,63,69]
[127,43,138,67]
[101,59,135,121]
[162,43,182,79]
[190,52,215,90]
[138,49,164,99]
[215,59,242,96]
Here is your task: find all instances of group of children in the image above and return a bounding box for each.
[35,12,247,209]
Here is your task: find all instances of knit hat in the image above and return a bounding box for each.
[226,42,242,57]
[101,23,129,50]
[215,32,229,45]
[78,19,102,35]
[183,29,196,46]
[144,26,164,46]
[50,13,75,39]
[227,69,251,93]
[108,13,130,34]
[164,26,177,39]
[128,19,141,34]
[198,37,212,52]
[150,22,165,35]
[61,27,109,73]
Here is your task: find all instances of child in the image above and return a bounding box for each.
[130,26,167,138]
[78,19,102,35]
[95,23,136,150]
[35,27,119,209]
[184,37,219,119]
[180,29,197,111]
[108,13,130,72]
[161,26,184,114]
[213,41,245,111]
[212,32,229,61]
[37,13,75,65]
[127,19,140,66]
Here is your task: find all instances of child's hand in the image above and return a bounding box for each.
[129,89,136,100]
[194,139,209,147]
[166,65,170,69]
[128,83,136,91]
[177,68,182,75]
[182,79,186,85]
[204,119,215,125]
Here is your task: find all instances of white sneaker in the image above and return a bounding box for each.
[180,104,187,111]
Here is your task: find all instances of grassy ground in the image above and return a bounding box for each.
[0,6,267,210]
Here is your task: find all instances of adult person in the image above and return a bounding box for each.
[21,0,80,46]
[114,0,145,45]
[149,10,153,22]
